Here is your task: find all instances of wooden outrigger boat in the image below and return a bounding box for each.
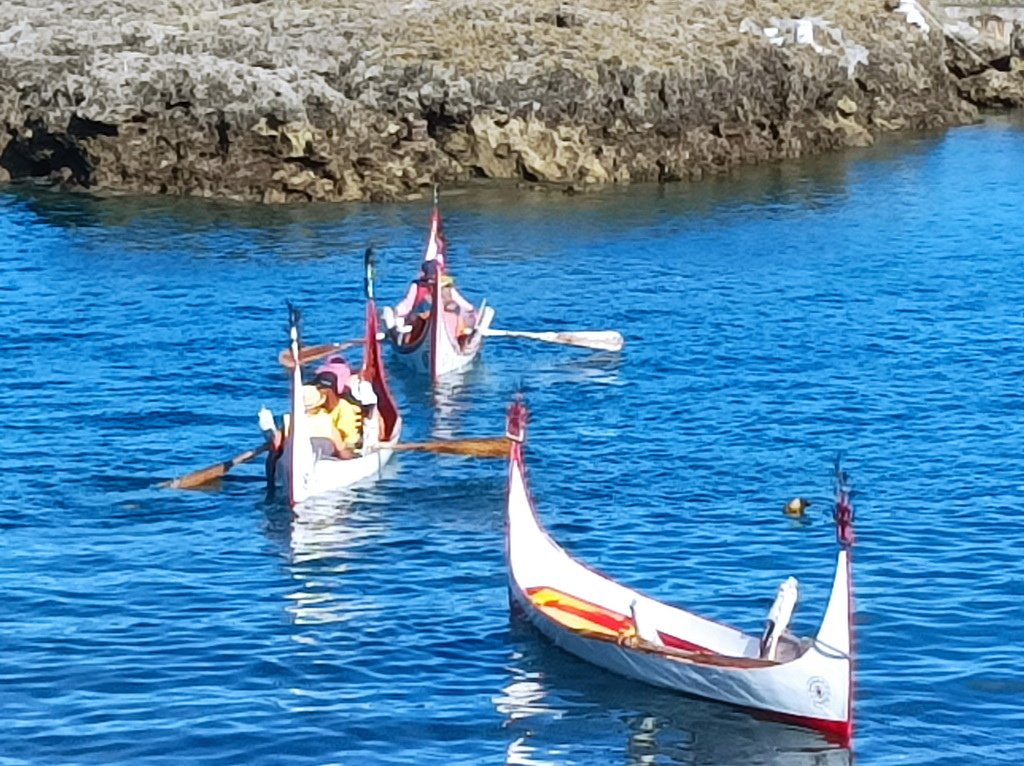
[280,252,403,506]
[504,398,855,744]
[381,192,495,381]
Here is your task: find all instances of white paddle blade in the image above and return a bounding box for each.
[551,330,624,352]
[484,328,624,352]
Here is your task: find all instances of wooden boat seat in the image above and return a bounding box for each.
[525,586,780,668]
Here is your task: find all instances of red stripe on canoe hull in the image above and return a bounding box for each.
[656,631,712,654]
[753,707,852,745]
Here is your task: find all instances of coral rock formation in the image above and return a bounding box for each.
[0,0,1012,202]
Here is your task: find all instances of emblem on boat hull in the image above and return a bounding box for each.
[808,676,832,708]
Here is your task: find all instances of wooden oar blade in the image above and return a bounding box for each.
[392,437,509,458]
[159,465,226,490]
[159,444,269,489]
[278,335,389,369]
[277,341,360,370]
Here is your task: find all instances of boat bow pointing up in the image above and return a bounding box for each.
[503,397,854,743]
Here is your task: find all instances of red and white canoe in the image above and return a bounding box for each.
[504,398,854,744]
[281,252,403,506]
[382,196,495,381]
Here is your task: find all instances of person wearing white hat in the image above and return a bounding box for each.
[346,374,380,452]
[297,385,348,459]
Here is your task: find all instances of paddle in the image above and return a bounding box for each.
[482,328,624,352]
[384,437,509,458]
[159,443,270,489]
[277,332,393,369]
[277,340,361,370]
[162,436,506,490]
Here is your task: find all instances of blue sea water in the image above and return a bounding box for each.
[1,115,1023,765]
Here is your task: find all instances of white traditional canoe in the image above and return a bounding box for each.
[281,255,403,507]
[383,197,495,381]
[504,398,855,744]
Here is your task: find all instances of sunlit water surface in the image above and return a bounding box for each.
[2,116,1023,765]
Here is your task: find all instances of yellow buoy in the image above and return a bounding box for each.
[784,497,811,517]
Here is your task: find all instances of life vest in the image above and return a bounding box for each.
[412,279,432,315]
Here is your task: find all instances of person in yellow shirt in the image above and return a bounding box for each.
[309,370,363,459]
[258,370,365,465]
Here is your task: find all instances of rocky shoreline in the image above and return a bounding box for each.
[0,0,1021,203]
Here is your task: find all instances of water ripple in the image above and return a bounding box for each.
[3,117,1024,765]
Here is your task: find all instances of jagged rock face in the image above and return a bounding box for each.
[944,15,1024,108]
[957,64,1024,108]
[0,0,984,202]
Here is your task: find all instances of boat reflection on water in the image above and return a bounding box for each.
[287,497,371,628]
[497,622,852,766]
[288,496,376,565]
[494,657,563,766]
[430,373,476,440]
[262,472,397,628]
[505,733,557,766]
[390,359,481,441]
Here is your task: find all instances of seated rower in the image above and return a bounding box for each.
[387,260,438,344]
[307,368,363,459]
[346,373,381,451]
[256,363,362,462]
[439,274,477,345]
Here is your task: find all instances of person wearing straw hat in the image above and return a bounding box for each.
[299,384,348,459]
[307,370,361,459]
[259,379,357,462]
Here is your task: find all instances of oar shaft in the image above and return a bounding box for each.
[278,340,359,370]
[278,334,389,370]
